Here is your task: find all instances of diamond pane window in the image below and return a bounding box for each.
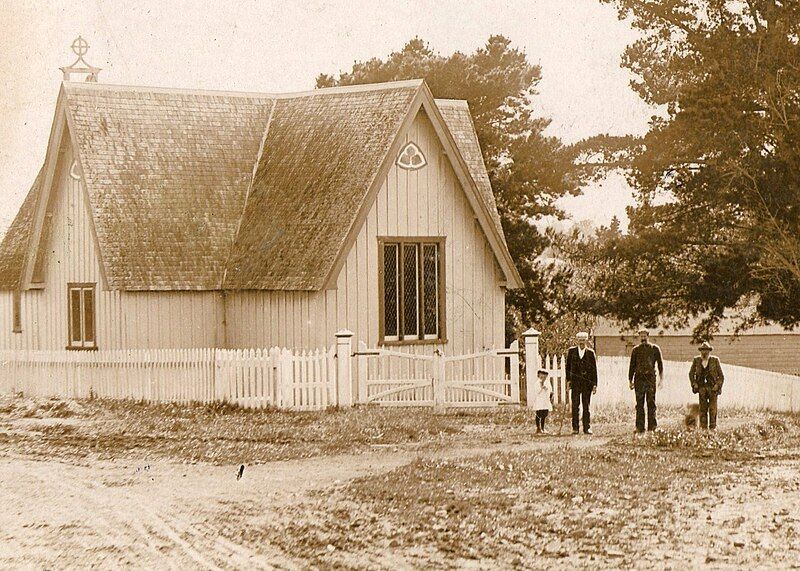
[402,244,419,337]
[396,142,427,170]
[383,244,399,339]
[422,244,439,338]
[380,239,444,343]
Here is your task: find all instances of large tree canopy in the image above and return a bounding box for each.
[580,0,800,336]
[318,36,582,336]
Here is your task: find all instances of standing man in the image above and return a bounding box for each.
[689,342,724,430]
[628,328,664,433]
[565,331,598,435]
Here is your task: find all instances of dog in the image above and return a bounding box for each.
[684,403,700,429]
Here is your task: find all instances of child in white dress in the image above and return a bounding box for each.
[534,368,553,434]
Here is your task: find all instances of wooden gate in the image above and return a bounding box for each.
[355,341,520,408]
[443,342,519,407]
[355,343,435,406]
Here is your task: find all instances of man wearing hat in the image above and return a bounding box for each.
[628,328,664,433]
[565,331,598,434]
[689,341,725,430]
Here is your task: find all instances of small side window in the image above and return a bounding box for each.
[67,283,96,349]
[12,290,21,333]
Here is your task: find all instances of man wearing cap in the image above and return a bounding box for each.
[628,328,664,433]
[689,342,724,430]
[565,332,598,435]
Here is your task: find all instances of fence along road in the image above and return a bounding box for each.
[541,355,800,413]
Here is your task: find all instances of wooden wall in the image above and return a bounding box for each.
[595,334,800,377]
[225,109,507,355]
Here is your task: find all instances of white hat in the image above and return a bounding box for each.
[576,332,589,340]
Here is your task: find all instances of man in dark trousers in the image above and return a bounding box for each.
[689,341,724,430]
[628,328,664,433]
[565,331,598,435]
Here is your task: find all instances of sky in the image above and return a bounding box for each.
[0,0,654,232]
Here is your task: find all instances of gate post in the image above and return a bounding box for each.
[522,328,541,408]
[509,340,520,404]
[432,348,445,412]
[335,330,354,407]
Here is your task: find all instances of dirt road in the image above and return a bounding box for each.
[0,434,608,569]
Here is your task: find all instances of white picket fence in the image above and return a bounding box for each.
[0,346,337,411]
[541,354,800,413]
[2,327,799,414]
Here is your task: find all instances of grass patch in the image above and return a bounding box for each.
[0,395,563,464]
[252,416,800,568]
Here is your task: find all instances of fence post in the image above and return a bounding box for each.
[522,328,541,408]
[357,341,368,404]
[335,330,354,407]
[509,340,520,404]
[432,348,447,411]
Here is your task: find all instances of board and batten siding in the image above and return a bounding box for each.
[0,133,220,350]
[225,109,506,356]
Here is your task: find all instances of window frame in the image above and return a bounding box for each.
[66,282,97,351]
[378,237,446,345]
[12,289,21,333]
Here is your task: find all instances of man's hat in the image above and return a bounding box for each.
[699,341,713,351]
[637,327,650,335]
[576,331,589,340]
[537,368,549,375]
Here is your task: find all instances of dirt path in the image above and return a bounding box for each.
[0,433,608,569]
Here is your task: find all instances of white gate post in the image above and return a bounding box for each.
[522,328,541,408]
[509,340,520,404]
[432,348,445,412]
[335,330,354,407]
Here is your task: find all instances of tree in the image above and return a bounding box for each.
[583,0,800,336]
[318,37,583,340]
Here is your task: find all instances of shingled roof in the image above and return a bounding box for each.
[225,83,419,290]
[0,79,517,291]
[65,83,275,290]
[435,99,506,247]
[0,168,45,289]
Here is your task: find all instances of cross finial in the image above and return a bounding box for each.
[60,35,101,82]
[71,36,89,58]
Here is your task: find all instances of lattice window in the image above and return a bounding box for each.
[380,239,443,343]
[383,244,399,339]
[396,142,427,170]
[12,290,21,333]
[67,283,96,350]
[402,243,419,337]
[422,244,439,338]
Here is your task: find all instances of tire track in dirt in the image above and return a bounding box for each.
[0,433,612,568]
[55,466,275,570]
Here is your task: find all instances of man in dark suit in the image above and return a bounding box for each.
[628,328,664,433]
[565,331,598,435]
[689,341,724,430]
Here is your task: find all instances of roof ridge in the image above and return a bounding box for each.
[61,78,425,100]
[434,98,470,107]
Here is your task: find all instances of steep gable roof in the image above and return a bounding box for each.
[64,83,275,290]
[0,168,45,289]
[2,79,520,291]
[224,81,420,290]
[436,99,506,247]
